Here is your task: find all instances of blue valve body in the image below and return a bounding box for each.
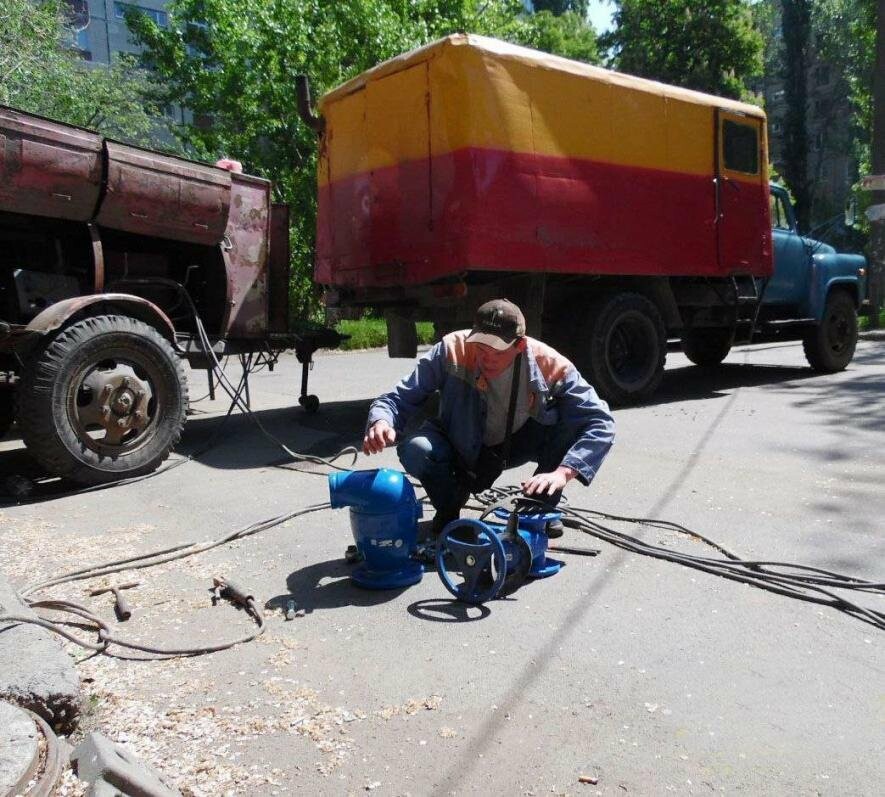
[328,469,423,589]
[488,507,563,578]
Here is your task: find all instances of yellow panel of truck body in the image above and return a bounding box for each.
[319,34,763,183]
[367,63,429,169]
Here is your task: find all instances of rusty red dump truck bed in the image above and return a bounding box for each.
[0,105,288,339]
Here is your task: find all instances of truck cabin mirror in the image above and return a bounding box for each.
[845,196,858,227]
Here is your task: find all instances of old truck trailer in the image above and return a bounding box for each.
[313,35,867,403]
[0,106,338,485]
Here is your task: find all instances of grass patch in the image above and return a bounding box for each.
[859,309,885,331]
[336,318,436,351]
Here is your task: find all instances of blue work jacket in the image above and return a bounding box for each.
[367,331,615,485]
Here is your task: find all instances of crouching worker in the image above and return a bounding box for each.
[363,300,615,535]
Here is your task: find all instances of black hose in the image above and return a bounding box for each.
[477,490,884,631]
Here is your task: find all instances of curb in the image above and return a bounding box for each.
[0,575,82,733]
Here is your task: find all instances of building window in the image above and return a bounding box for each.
[723,120,759,175]
[114,3,168,27]
[771,119,783,134]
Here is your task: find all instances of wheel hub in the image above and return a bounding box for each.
[606,311,656,390]
[74,364,154,449]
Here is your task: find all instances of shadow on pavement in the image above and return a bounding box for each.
[407,598,491,623]
[267,559,410,614]
[653,361,818,404]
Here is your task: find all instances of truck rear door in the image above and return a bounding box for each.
[715,110,771,276]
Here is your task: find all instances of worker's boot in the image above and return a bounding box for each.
[431,508,461,537]
[430,482,471,537]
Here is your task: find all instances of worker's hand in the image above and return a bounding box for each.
[522,466,576,497]
[363,420,397,455]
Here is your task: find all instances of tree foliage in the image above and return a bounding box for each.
[779,0,813,231]
[602,0,763,100]
[532,1,589,16]
[127,0,600,318]
[813,0,877,175]
[0,0,168,145]
[755,0,874,231]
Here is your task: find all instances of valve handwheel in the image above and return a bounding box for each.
[436,519,507,604]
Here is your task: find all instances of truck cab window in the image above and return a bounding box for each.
[770,192,791,230]
[723,120,759,175]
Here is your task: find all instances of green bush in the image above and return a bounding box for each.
[335,319,435,351]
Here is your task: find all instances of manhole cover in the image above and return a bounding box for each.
[0,701,40,795]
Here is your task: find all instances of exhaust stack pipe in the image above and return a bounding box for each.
[296,75,324,134]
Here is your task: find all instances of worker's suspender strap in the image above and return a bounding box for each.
[501,351,522,467]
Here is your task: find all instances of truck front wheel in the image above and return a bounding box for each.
[802,291,858,373]
[682,327,733,367]
[17,315,188,484]
[576,293,666,405]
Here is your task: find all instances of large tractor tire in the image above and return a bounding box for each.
[17,315,188,484]
[574,292,667,406]
[802,290,858,373]
[682,327,733,367]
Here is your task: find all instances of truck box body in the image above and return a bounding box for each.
[316,35,773,289]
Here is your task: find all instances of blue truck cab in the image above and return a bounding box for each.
[682,184,869,372]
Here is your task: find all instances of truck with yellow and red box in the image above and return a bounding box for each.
[309,35,868,404]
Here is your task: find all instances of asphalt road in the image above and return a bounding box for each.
[1,340,883,795]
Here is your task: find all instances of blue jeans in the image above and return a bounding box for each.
[397,419,574,518]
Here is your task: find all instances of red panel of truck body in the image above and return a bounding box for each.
[316,147,771,287]
[97,142,231,245]
[0,107,102,222]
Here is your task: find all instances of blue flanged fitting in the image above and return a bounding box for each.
[328,469,423,590]
[489,507,563,578]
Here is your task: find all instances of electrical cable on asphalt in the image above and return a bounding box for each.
[2,284,881,658]
[3,482,882,660]
[0,502,331,658]
[474,491,884,631]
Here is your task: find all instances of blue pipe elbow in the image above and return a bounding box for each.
[328,468,418,513]
[329,469,424,590]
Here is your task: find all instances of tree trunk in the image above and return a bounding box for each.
[869,0,885,327]
[780,0,812,232]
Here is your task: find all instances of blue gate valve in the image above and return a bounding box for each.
[436,508,564,604]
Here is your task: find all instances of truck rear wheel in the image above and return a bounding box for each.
[576,293,666,405]
[682,327,733,367]
[17,315,188,485]
[802,291,858,373]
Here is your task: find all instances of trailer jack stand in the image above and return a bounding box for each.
[296,342,320,413]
